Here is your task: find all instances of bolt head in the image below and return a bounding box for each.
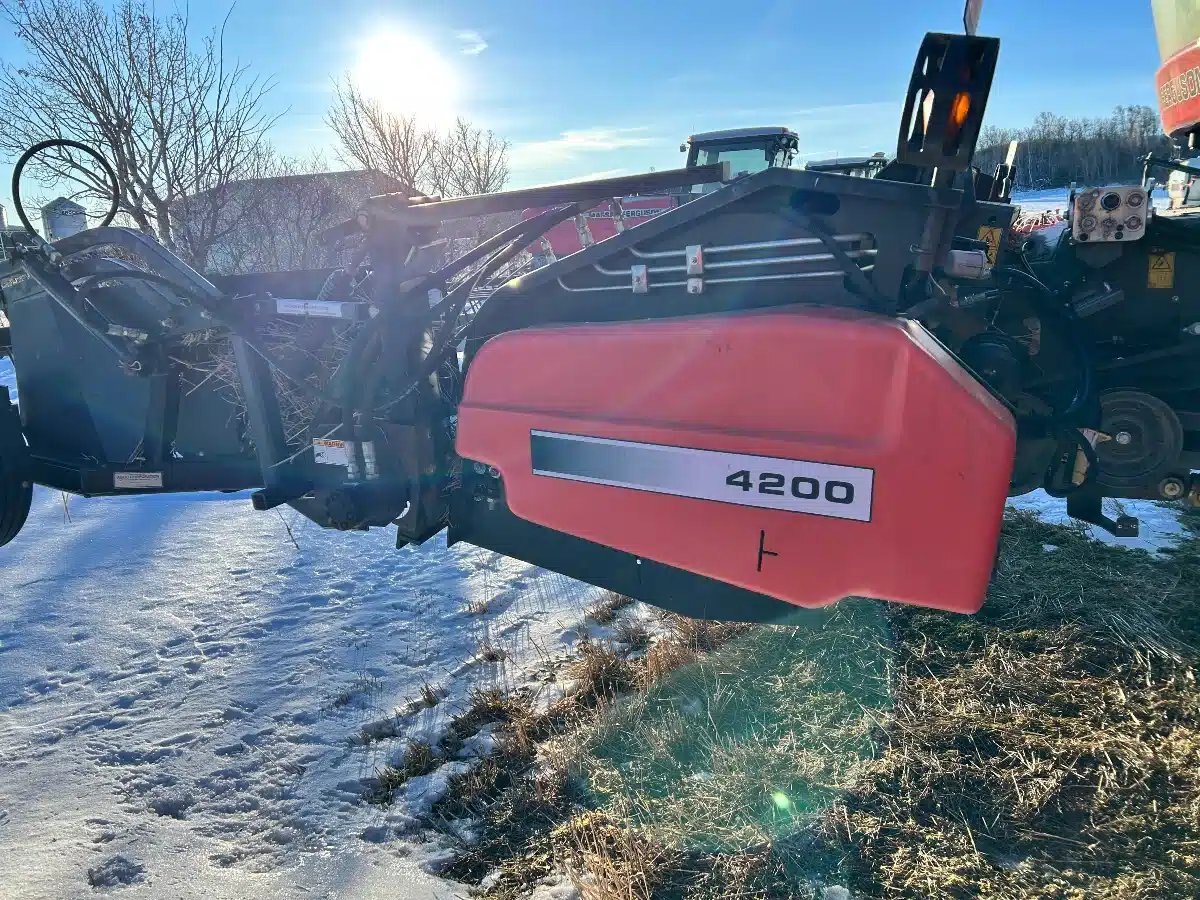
[1161,478,1186,500]
[1114,430,1133,446]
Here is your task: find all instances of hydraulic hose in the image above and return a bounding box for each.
[334,202,581,421]
[993,265,1093,423]
[11,139,119,235]
[1042,422,1100,498]
[992,265,1101,497]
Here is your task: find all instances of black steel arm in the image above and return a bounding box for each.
[1143,154,1200,183]
[321,163,728,244]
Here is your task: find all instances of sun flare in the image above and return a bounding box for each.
[352,27,459,129]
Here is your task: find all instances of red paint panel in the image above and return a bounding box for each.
[523,197,675,257]
[1158,43,1200,134]
[457,308,1015,614]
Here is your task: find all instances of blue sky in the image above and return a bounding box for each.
[0,0,1165,213]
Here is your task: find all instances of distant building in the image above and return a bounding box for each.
[41,197,87,241]
[178,169,405,275]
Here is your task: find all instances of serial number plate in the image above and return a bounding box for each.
[113,471,163,489]
[530,431,873,522]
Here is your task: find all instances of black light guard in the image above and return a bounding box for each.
[896,32,1000,173]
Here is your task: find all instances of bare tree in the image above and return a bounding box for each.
[202,153,399,275]
[976,105,1170,190]
[325,78,442,196]
[326,77,510,199]
[442,117,510,196]
[0,0,279,270]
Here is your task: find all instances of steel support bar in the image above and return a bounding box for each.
[364,163,729,228]
[229,333,303,497]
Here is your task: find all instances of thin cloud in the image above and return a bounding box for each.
[456,30,488,55]
[510,127,662,167]
[788,101,894,119]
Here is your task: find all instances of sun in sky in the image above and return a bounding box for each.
[352,27,460,130]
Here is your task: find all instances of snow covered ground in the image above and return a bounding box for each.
[0,488,600,899]
[1008,490,1187,554]
[1011,186,1171,214]
[0,355,600,899]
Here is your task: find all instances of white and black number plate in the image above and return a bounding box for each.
[530,431,873,522]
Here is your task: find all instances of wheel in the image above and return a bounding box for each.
[0,404,31,548]
[1095,390,1184,493]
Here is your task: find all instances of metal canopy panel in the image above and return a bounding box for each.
[470,165,961,338]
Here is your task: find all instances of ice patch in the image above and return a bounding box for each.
[1008,490,1187,554]
[455,723,498,759]
[403,760,475,817]
[528,872,582,900]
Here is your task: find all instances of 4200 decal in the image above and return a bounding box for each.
[530,431,874,522]
[724,470,858,505]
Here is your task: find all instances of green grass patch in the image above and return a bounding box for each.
[575,602,894,853]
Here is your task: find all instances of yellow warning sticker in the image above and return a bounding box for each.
[977,226,1003,265]
[1148,252,1176,289]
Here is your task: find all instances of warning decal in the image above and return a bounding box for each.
[977,226,1003,265]
[313,438,350,467]
[1148,251,1176,290]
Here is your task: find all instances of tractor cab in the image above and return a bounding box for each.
[681,127,798,192]
[805,153,889,178]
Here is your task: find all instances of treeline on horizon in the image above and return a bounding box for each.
[973,105,1173,191]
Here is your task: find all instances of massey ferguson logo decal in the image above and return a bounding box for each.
[530,431,874,522]
[1160,65,1200,112]
[584,207,667,220]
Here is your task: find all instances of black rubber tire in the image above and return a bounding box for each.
[0,413,31,549]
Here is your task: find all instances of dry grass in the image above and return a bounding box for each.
[661,613,750,651]
[445,687,538,754]
[639,639,700,688]
[635,615,749,689]
[553,810,816,900]
[586,592,635,625]
[816,509,1200,898]
[174,316,361,448]
[556,812,680,900]
[418,508,1200,899]
[419,680,445,708]
[465,595,494,616]
[566,639,636,707]
[370,739,441,805]
[436,734,579,891]
[478,639,508,663]
[574,603,891,853]
[613,618,651,651]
